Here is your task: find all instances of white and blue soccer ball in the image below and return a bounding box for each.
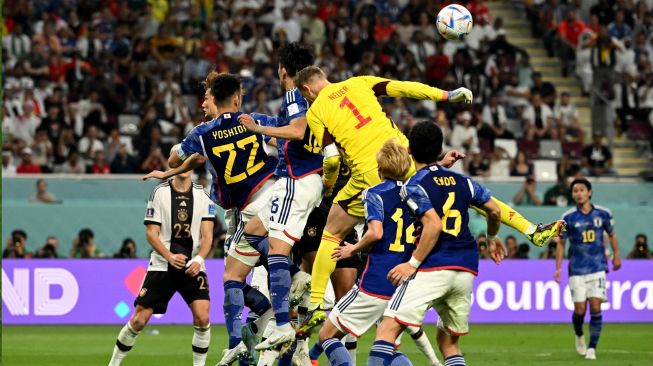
[436,4,473,41]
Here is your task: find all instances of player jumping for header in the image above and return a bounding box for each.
[292,66,565,333]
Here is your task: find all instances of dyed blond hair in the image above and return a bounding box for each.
[294,66,327,95]
[376,139,412,181]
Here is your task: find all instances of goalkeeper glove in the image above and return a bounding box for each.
[448,87,473,104]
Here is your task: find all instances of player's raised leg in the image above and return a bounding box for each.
[108,305,152,366]
[472,198,565,247]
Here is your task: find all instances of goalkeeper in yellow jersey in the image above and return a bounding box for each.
[293,66,565,334]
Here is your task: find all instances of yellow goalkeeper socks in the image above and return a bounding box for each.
[309,230,341,304]
[472,197,537,235]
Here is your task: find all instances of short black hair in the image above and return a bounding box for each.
[570,177,592,192]
[278,43,315,77]
[204,72,241,105]
[408,121,443,164]
[11,229,27,239]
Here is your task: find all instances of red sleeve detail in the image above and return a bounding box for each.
[322,129,335,146]
[372,81,390,97]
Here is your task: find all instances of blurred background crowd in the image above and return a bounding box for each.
[3,0,652,181]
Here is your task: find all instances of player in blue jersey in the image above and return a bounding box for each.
[237,43,325,351]
[367,121,505,366]
[309,139,443,366]
[553,178,621,360]
[143,72,283,365]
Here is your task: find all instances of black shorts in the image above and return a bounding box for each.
[294,206,363,269]
[134,270,210,314]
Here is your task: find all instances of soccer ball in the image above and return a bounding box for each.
[436,4,473,41]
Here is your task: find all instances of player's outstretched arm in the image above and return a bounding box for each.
[374,77,473,104]
[332,220,383,261]
[438,150,466,168]
[239,113,306,141]
[142,151,205,181]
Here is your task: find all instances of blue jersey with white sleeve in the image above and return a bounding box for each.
[359,180,416,298]
[401,165,493,275]
[561,205,614,276]
[178,112,277,210]
[275,87,323,178]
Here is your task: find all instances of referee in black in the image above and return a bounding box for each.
[108,169,215,366]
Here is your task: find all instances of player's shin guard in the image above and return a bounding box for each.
[192,325,210,366]
[344,333,357,365]
[443,355,466,366]
[367,340,395,366]
[408,327,439,366]
[224,280,245,348]
[572,313,584,336]
[589,312,603,349]
[268,254,291,325]
[391,352,413,366]
[322,338,353,366]
[309,342,324,361]
[243,284,273,337]
[310,231,341,304]
[109,322,140,366]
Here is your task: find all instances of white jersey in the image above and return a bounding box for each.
[144,180,215,272]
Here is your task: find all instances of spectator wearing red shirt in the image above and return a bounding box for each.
[16,148,43,174]
[374,13,396,43]
[90,150,110,174]
[558,9,591,76]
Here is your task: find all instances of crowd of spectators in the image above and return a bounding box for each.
[5,227,650,260]
[2,0,633,182]
[525,0,653,155]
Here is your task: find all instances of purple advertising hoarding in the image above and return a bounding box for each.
[2,259,652,325]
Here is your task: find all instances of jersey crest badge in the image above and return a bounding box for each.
[178,210,188,222]
[594,217,602,228]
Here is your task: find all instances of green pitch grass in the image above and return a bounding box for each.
[2,324,652,365]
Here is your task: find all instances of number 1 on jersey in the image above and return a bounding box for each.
[340,96,372,129]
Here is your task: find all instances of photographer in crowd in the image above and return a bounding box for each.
[3,229,32,258]
[627,234,652,259]
[70,228,104,258]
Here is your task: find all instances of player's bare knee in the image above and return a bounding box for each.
[130,309,151,331]
[194,313,210,328]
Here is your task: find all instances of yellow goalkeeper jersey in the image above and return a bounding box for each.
[305,76,447,175]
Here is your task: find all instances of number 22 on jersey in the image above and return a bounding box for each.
[212,135,264,184]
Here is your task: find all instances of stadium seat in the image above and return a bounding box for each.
[517,139,540,159]
[533,160,558,182]
[627,120,652,141]
[539,140,563,159]
[494,138,518,159]
[479,138,493,156]
[562,141,584,159]
[118,114,140,136]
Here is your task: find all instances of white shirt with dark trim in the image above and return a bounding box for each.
[144,181,216,271]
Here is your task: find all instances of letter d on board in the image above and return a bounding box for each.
[34,268,79,316]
